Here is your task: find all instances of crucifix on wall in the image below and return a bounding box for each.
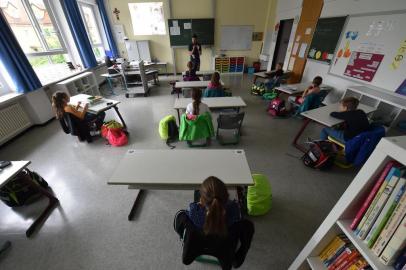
[113,8,120,20]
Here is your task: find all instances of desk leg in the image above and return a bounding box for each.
[292,118,311,153]
[113,106,127,130]
[176,109,180,124]
[21,176,59,237]
[128,189,144,221]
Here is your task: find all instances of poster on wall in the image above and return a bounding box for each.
[396,79,406,96]
[343,52,384,82]
[307,16,347,64]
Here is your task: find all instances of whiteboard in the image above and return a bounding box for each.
[329,11,406,92]
[220,26,253,50]
[124,40,151,62]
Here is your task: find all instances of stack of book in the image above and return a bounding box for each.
[318,234,370,269]
[350,161,406,268]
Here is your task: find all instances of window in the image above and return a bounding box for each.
[78,2,105,60]
[128,2,165,35]
[0,0,74,85]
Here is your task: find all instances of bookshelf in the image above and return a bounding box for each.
[214,56,245,74]
[289,136,406,270]
[57,72,100,96]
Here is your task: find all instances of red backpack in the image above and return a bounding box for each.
[302,141,337,170]
[267,98,287,117]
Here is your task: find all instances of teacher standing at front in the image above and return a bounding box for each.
[188,34,202,71]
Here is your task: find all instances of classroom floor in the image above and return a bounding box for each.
[0,74,359,270]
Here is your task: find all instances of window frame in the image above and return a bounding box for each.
[18,0,68,57]
[77,1,106,60]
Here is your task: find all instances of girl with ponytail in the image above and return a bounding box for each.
[185,88,210,117]
[186,176,241,236]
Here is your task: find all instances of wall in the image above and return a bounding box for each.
[106,0,274,73]
[268,0,406,96]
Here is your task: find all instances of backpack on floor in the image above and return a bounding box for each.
[247,174,272,216]
[251,82,266,96]
[101,120,128,147]
[302,141,337,170]
[159,115,179,149]
[0,169,48,207]
[267,98,287,117]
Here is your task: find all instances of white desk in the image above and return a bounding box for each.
[0,161,58,237]
[69,94,127,129]
[175,80,225,89]
[181,70,215,76]
[275,83,333,95]
[174,96,247,122]
[108,149,253,220]
[293,103,376,152]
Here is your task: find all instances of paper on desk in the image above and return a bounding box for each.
[298,43,308,58]
[170,26,180,35]
[184,22,191,29]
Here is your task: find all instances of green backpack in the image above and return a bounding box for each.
[159,115,178,148]
[247,174,272,216]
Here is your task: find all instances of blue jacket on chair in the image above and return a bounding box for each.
[345,125,385,167]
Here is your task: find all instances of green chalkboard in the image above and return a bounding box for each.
[307,16,347,64]
[168,18,214,46]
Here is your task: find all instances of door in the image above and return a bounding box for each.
[271,19,294,70]
[287,0,323,83]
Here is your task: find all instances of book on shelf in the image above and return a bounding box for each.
[356,167,401,238]
[319,234,347,261]
[334,251,360,270]
[364,177,406,247]
[380,215,406,265]
[324,244,348,267]
[347,257,369,270]
[327,246,356,270]
[351,161,399,230]
[394,247,406,270]
[372,189,406,256]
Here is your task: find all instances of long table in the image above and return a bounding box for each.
[275,83,333,95]
[181,70,215,76]
[108,149,253,220]
[293,103,377,152]
[69,94,128,129]
[175,80,225,89]
[0,161,59,237]
[173,96,247,122]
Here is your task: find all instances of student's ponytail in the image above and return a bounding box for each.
[200,176,229,236]
[52,91,69,119]
[191,88,202,115]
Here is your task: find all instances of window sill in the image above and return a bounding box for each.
[0,92,24,107]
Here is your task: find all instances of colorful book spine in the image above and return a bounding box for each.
[328,246,356,270]
[365,177,406,247]
[335,252,360,270]
[320,235,347,261]
[351,161,398,230]
[320,237,341,260]
[347,257,369,270]
[324,244,347,267]
[355,167,399,237]
[394,247,406,270]
[372,190,406,256]
[380,215,406,265]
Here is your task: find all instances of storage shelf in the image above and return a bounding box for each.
[307,257,326,270]
[336,219,393,270]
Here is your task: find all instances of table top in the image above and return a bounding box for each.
[100,73,122,78]
[0,161,30,188]
[253,71,268,78]
[69,94,120,114]
[108,149,253,188]
[275,83,333,95]
[175,80,225,88]
[174,96,246,109]
[301,103,376,127]
[181,70,215,76]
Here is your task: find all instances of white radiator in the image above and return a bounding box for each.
[0,103,32,145]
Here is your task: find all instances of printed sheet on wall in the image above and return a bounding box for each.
[329,11,406,95]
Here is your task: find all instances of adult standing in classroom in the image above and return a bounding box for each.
[188,34,202,71]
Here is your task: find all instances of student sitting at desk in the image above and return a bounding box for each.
[52,92,105,128]
[183,61,199,81]
[288,76,323,113]
[186,88,210,119]
[320,97,370,143]
[174,177,252,267]
[203,72,226,97]
[253,62,284,84]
